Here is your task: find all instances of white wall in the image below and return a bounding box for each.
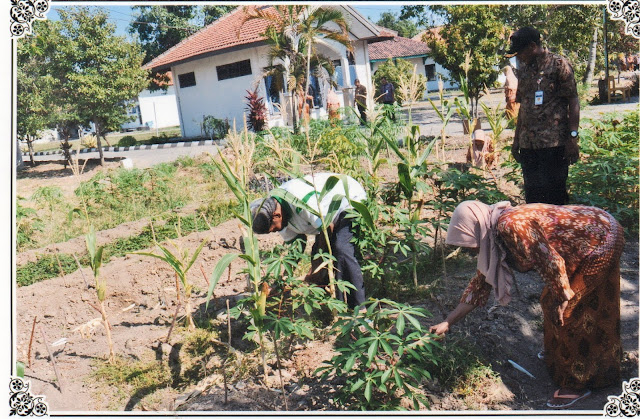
[171,41,373,137]
[172,47,270,138]
[139,85,181,129]
[424,58,457,92]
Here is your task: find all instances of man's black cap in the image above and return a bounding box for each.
[505,27,540,57]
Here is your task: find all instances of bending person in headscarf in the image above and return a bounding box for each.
[430,201,624,409]
[251,172,367,309]
[503,65,519,120]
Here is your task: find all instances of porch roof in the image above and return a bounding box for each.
[368,36,431,62]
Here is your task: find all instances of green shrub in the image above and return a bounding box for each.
[17,254,77,286]
[16,200,43,251]
[425,336,498,394]
[118,135,137,147]
[201,116,230,140]
[317,299,439,410]
[568,110,639,234]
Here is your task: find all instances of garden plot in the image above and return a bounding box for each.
[14,106,639,412]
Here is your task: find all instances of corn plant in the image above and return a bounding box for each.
[85,226,114,363]
[480,98,506,147]
[207,152,270,383]
[374,124,436,289]
[134,232,206,331]
[316,299,440,410]
[427,76,456,160]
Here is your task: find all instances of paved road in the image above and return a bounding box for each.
[27,93,637,169]
[30,142,223,169]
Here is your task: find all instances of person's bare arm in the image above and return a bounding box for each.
[429,302,477,336]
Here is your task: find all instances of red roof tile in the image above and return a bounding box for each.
[368,36,431,61]
[144,6,272,71]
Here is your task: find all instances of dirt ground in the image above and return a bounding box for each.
[14,130,639,414]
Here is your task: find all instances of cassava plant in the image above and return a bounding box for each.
[316,299,440,410]
[85,226,115,363]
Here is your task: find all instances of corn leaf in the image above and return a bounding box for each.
[206,253,240,309]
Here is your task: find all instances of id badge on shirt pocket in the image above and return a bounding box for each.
[534,90,544,106]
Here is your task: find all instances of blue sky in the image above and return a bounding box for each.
[48,4,409,39]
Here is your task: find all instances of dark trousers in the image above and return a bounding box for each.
[519,146,569,205]
[357,104,367,124]
[310,212,366,308]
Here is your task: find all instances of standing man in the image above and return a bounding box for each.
[507,27,580,205]
[251,173,367,309]
[354,79,367,125]
[379,76,396,121]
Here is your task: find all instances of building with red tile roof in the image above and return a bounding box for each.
[369,35,456,97]
[143,5,394,137]
[368,36,431,62]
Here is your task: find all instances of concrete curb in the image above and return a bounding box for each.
[33,139,219,156]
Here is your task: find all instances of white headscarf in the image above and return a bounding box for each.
[503,65,518,90]
[446,200,514,305]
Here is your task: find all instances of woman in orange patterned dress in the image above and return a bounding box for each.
[430,201,625,409]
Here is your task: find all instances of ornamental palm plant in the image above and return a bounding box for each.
[242,5,352,133]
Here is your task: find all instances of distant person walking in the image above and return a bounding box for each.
[379,77,396,121]
[354,79,367,125]
[506,27,580,205]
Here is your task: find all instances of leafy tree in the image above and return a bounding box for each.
[405,4,636,86]
[202,5,235,26]
[17,20,85,168]
[414,6,508,119]
[375,12,420,39]
[129,6,200,64]
[17,26,54,166]
[58,7,149,165]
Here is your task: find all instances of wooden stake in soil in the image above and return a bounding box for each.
[226,299,231,347]
[199,263,210,287]
[39,324,63,393]
[73,253,89,289]
[54,252,68,287]
[27,316,37,369]
[165,302,182,343]
[272,337,289,411]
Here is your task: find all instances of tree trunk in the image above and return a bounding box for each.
[583,26,599,85]
[58,131,73,169]
[26,135,36,167]
[95,122,106,166]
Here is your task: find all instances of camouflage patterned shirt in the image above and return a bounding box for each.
[515,49,578,149]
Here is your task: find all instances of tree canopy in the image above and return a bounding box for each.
[375,12,420,39]
[410,5,508,118]
[17,7,149,166]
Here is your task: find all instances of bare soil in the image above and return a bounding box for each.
[15,137,638,414]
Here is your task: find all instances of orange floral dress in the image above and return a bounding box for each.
[460,204,625,389]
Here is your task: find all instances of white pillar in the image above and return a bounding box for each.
[340,54,351,88]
